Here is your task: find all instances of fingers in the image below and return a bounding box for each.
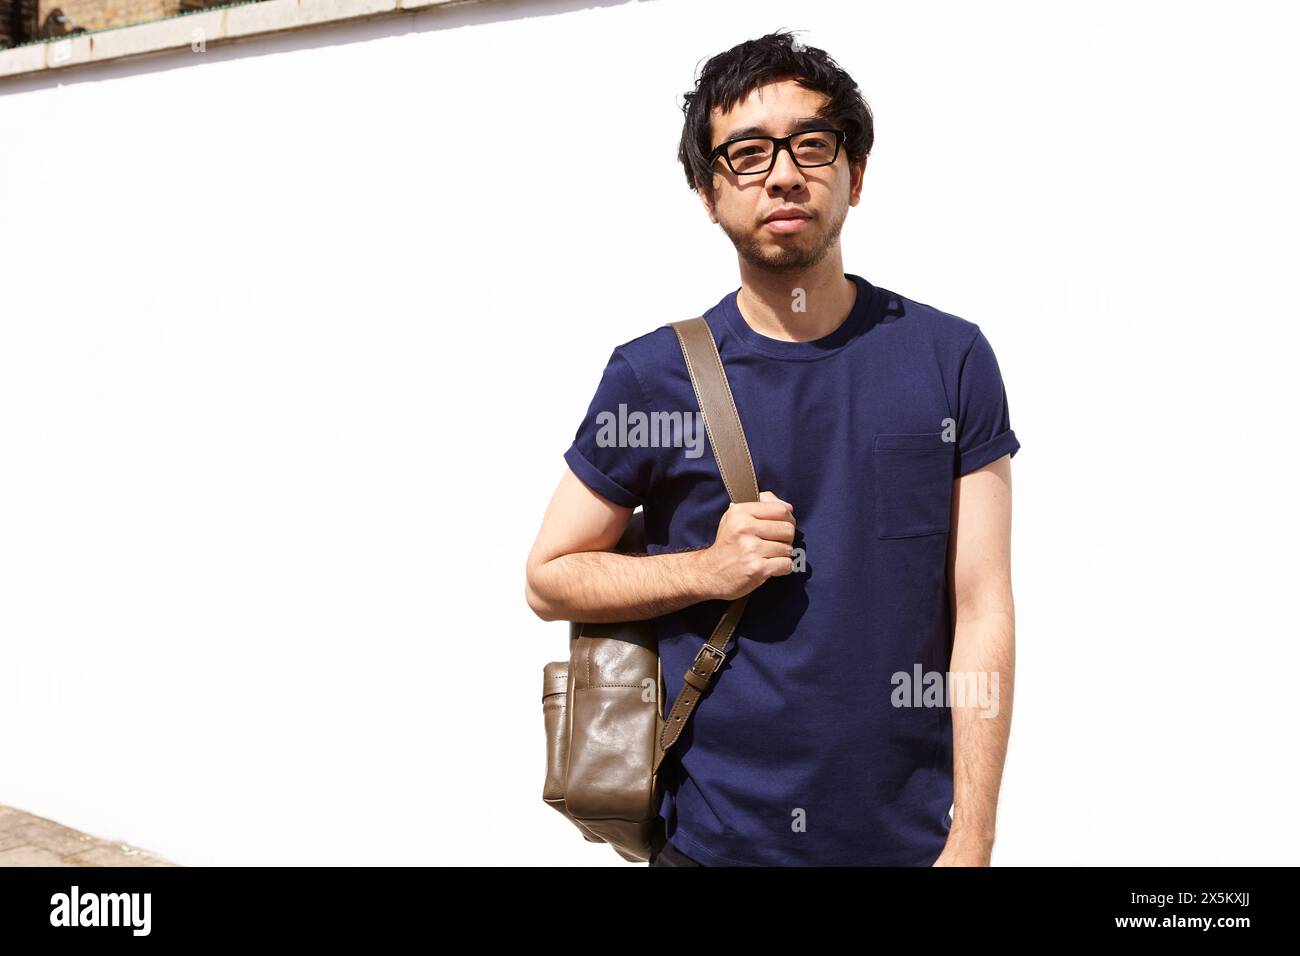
[754,489,790,512]
[716,491,798,590]
[764,555,796,577]
[739,491,795,524]
[749,517,797,543]
[756,537,795,559]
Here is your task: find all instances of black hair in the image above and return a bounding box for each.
[677,30,874,200]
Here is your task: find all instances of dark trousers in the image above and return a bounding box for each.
[648,816,703,866]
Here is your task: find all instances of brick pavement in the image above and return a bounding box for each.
[0,804,177,866]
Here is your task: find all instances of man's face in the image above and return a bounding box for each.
[700,78,865,274]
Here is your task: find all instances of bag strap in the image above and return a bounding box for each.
[654,315,760,773]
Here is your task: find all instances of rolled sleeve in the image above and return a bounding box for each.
[563,443,644,508]
[954,328,1021,477]
[562,347,659,508]
[956,429,1020,476]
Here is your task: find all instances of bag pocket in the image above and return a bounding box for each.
[872,433,955,539]
[541,661,571,807]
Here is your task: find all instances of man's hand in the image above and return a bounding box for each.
[697,490,797,600]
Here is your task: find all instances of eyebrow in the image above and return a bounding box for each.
[717,115,831,143]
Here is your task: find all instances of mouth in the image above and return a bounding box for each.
[763,213,811,235]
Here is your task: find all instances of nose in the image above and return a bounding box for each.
[766,143,806,188]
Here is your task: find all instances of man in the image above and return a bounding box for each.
[525,31,1019,867]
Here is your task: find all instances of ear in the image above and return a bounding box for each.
[696,179,720,223]
[848,156,868,207]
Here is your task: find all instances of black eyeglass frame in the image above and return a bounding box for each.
[708,127,847,176]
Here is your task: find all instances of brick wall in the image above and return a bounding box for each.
[0,0,239,46]
[35,0,184,36]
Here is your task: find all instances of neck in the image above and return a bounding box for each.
[734,260,857,342]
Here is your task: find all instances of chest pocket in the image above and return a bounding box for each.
[872,433,955,539]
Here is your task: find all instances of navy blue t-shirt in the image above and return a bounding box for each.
[563,273,1020,866]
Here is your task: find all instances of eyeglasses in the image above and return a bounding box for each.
[708,127,846,176]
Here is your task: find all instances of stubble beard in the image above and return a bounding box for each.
[719,201,849,276]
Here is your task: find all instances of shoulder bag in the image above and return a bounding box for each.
[540,315,759,862]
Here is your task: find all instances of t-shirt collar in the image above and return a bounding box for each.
[721,273,879,360]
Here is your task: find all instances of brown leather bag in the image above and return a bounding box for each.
[541,315,760,862]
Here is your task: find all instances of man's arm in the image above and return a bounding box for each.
[934,453,1015,866]
[524,468,796,624]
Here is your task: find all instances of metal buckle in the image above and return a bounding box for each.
[692,643,726,674]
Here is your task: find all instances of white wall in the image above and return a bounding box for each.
[1,0,1296,865]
